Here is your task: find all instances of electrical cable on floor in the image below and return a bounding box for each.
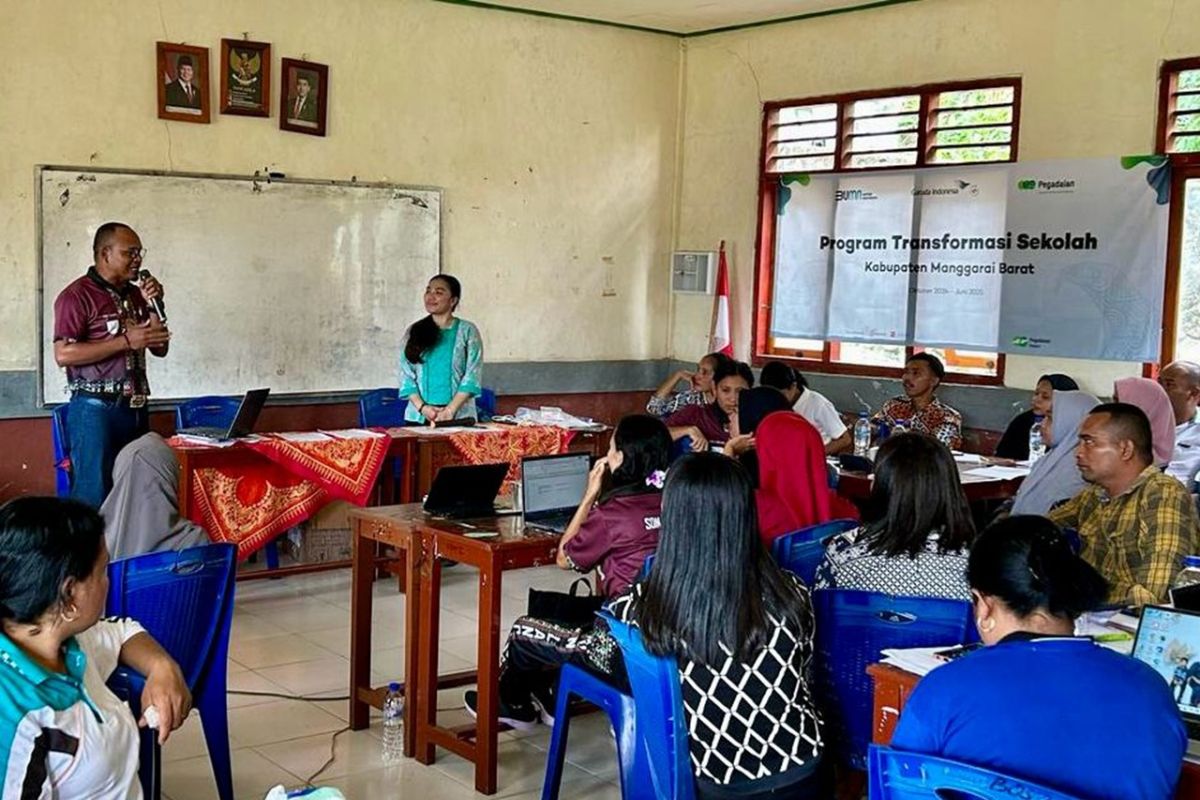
[304,725,352,787]
[230,689,350,702]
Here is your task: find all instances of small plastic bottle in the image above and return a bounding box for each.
[381,682,404,764]
[853,412,871,456]
[1174,556,1200,591]
[1029,415,1047,463]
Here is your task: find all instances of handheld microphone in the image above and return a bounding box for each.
[138,269,168,323]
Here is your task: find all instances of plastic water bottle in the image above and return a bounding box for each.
[381,682,404,764]
[1029,416,1047,463]
[853,412,871,456]
[1174,556,1200,591]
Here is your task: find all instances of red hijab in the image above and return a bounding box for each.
[755,411,859,544]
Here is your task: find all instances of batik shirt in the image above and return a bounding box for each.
[605,575,823,786]
[0,618,145,799]
[812,527,971,601]
[646,389,706,418]
[873,396,962,450]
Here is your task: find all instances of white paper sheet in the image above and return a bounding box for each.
[963,464,1031,480]
[273,431,333,443]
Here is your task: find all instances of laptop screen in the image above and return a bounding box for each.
[1132,605,1200,720]
[522,454,590,515]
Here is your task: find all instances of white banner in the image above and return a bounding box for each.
[768,156,1171,361]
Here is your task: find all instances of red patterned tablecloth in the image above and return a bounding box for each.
[169,432,389,560]
[426,425,576,495]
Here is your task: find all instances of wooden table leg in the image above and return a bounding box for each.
[402,533,422,757]
[416,531,442,765]
[349,522,374,730]
[474,552,503,795]
[177,450,194,521]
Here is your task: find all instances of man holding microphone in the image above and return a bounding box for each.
[53,222,170,507]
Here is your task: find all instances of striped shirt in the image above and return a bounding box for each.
[1049,465,1199,605]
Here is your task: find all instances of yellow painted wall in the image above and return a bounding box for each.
[671,0,1200,396]
[0,0,681,371]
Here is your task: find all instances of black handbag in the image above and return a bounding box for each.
[526,576,603,628]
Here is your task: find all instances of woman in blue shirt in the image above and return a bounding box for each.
[892,515,1186,800]
[399,274,484,425]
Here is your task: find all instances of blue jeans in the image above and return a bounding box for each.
[67,393,148,508]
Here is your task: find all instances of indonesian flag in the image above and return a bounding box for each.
[709,241,733,356]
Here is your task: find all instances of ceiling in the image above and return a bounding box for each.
[436,0,918,35]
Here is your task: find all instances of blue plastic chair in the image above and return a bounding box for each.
[812,590,974,771]
[51,404,71,497]
[771,518,859,585]
[106,543,238,800]
[868,745,1083,800]
[359,387,408,427]
[479,387,498,419]
[543,613,695,800]
[175,396,242,430]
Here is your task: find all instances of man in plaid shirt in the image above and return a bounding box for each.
[1049,402,1199,605]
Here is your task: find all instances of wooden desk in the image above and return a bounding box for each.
[866,661,1200,798]
[345,504,560,795]
[837,462,1024,505]
[173,425,608,580]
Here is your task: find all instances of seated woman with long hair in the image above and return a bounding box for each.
[465,414,672,727]
[556,414,673,597]
[665,360,754,451]
[893,515,1185,800]
[608,453,829,799]
[0,497,191,798]
[813,432,975,600]
[755,411,858,545]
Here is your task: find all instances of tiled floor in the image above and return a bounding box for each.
[161,564,623,800]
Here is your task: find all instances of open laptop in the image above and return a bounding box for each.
[521,453,591,533]
[177,388,270,440]
[423,462,509,519]
[1131,605,1200,743]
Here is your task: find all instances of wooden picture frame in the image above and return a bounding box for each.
[220,38,271,117]
[156,42,210,123]
[280,58,328,137]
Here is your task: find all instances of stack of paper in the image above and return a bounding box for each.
[879,646,955,677]
[963,464,1031,480]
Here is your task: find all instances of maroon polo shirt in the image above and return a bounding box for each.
[53,267,151,395]
[664,402,731,446]
[564,491,662,597]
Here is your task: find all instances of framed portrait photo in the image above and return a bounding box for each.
[280,58,328,137]
[156,42,210,123]
[220,38,271,117]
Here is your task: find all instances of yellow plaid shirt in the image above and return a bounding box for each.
[1048,466,1199,605]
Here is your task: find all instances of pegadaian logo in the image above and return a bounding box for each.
[1018,178,1076,192]
[834,188,878,202]
[1011,336,1029,347]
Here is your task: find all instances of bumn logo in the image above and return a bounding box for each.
[834,189,878,202]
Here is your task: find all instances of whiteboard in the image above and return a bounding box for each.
[38,167,440,404]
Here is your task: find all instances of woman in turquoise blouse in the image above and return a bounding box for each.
[399,275,484,425]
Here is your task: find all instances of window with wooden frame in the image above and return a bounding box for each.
[756,79,1020,384]
[1158,59,1200,366]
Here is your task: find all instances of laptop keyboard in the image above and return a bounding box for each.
[177,426,228,439]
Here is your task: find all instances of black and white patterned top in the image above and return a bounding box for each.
[811,526,971,601]
[605,575,823,786]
